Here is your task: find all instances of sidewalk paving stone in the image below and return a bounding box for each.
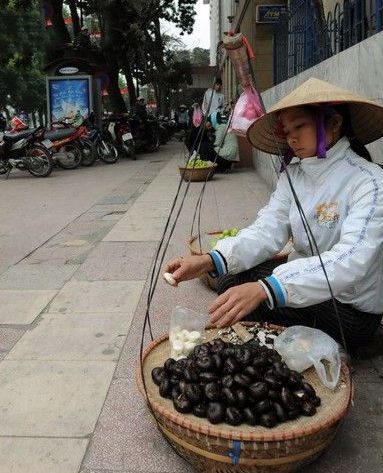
[0,263,78,290]
[6,312,131,361]
[75,242,157,282]
[0,327,27,360]
[0,290,56,324]
[0,437,89,473]
[0,360,116,437]
[47,280,144,315]
[103,216,168,242]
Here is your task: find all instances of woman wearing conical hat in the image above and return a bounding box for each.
[165,78,383,347]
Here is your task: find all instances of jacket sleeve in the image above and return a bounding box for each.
[212,173,292,274]
[272,172,383,308]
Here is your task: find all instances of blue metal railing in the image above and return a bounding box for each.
[273,0,383,85]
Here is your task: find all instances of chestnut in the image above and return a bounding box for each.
[302,382,316,399]
[193,404,207,418]
[173,395,192,414]
[226,407,243,426]
[281,387,297,410]
[169,374,180,385]
[212,353,223,371]
[222,346,236,359]
[264,374,283,390]
[222,375,235,389]
[205,382,221,401]
[287,408,300,420]
[249,382,268,401]
[243,365,260,379]
[164,358,176,373]
[171,386,181,400]
[236,389,248,408]
[268,389,280,402]
[159,378,172,398]
[185,383,203,404]
[254,399,271,414]
[260,411,278,428]
[273,402,287,422]
[207,402,225,424]
[313,396,321,407]
[222,387,238,406]
[196,356,215,372]
[223,357,241,375]
[234,347,252,365]
[273,362,290,379]
[211,339,226,353]
[199,372,219,383]
[234,373,252,388]
[151,367,165,386]
[252,357,267,370]
[184,367,199,383]
[173,359,188,377]
[300,400,317,416]
[243,407,259,426]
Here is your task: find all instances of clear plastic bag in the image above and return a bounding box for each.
[274,326,341,390]
[228,84,264,137]
[169,306,208,360]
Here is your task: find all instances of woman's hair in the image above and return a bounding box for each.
[332,104,372,161]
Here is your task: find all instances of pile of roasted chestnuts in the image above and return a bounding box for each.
[151,338,321,428]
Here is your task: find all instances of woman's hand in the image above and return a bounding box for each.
[164,254,214,284]
[208,282,268,328]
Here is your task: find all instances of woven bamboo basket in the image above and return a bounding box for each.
[136,325,352,473]
[179,164,217,182]
[188,232,294,291]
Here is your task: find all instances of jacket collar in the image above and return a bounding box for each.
[298,137,351,178]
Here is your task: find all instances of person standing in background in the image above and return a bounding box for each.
[202,78,225,116]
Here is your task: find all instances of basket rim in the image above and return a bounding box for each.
[179,163,217,171]
[136,324,352,443]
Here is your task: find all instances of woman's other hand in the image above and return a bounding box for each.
[164,254,214,284]
[208,282,268,328]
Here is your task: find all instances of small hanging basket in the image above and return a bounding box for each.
[179,164,217,182]
[136,324,352,473]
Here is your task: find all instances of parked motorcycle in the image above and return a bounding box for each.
[0,127,53,178]
[103,114,135,159]
[128,114,160,153]
[86,115,119,164]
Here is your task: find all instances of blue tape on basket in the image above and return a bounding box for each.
[228,440,241,465]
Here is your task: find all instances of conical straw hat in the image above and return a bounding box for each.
[247,77,383,155]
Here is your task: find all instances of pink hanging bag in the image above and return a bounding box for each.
[228,84,264,137]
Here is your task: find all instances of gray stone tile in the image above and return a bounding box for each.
[299,382,383,473]
[82,378,194,473]
[0,360,116,436]
[103,216,167,242]
[0,327,26,359]
[0,290,56,324]
[0,437,89,473]
[75,242,157,281]
[6,312,131,361]
[0,263,78,290]
[89,204,131,213]
[48,280,144,315]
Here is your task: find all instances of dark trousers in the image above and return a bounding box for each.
[216,260,382,348]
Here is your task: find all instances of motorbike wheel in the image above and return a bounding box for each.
[79,138,97,167]
[26,144,53,177]
[56,143,82,169]
[98,140,119,164]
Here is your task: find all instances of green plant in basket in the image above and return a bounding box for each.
[210,228,239,248]
[186,158,213,169]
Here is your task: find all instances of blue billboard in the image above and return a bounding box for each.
[47,76,92,125]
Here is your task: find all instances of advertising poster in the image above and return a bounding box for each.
[48,77,91,125]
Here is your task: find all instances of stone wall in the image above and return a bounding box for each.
[252,32,383,189]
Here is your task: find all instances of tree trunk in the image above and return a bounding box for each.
[107,65,127,113]
[124,67,136,107]
[49,0,71,44]
[68,0,81,37]
[38,108,44,127]
[31,112,37,128]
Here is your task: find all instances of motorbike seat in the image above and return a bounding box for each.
[44,128,77,141]
[3,129,37,141]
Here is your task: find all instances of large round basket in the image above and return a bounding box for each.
[188,232,294,291]
[136,326,352,473]
[179,164,217,182]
